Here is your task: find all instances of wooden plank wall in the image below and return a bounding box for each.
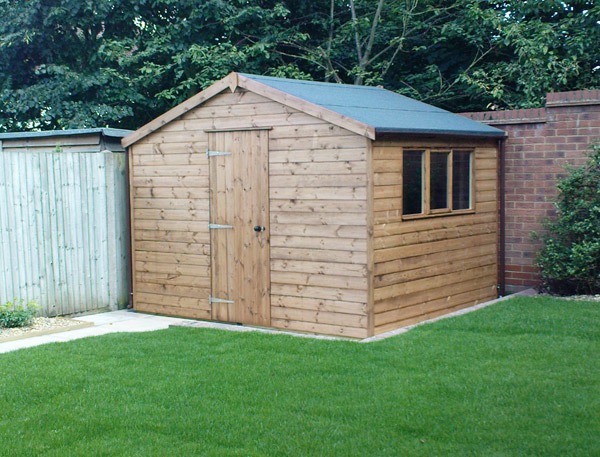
[0,147,129,316]
[130,89,370,338]
[1,134,106,154]
[371,138,498,335]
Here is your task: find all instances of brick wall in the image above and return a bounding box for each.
[463,90,600,293]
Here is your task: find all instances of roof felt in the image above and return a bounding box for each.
[0,128,132,140]
[240,74,505,138]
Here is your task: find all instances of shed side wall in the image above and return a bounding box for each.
[372,137,498,335]
[130,88,369,338]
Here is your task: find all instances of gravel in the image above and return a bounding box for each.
[539,293,600,302]
[0,317,86,340]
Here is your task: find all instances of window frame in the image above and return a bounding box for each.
[402,147,475,220]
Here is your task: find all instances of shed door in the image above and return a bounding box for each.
[208,130,270,326]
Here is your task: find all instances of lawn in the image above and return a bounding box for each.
[0,296,598,457]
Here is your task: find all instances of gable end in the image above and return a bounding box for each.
[122,73,375,148]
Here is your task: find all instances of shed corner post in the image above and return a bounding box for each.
[366,138,375,338]
[125,144,135,309]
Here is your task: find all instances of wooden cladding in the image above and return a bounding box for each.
[130,89,369,338]
[128,86,498,339]
[208,129,270,326]
[371,140,498,335]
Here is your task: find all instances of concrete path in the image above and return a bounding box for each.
[0,309,344,354]
[0,310,195,354]
[361,288,538,342]
[1,289,538,353]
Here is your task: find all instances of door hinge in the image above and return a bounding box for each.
[208,223,233,229]
[209,296,234,305]
[207,150,232,158]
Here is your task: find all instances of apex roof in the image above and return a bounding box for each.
[240,74,504,138]
[123,72,505,147]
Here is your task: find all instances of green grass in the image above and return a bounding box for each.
[1,296,599,457]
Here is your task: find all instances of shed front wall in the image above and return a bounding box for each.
[130,88,370,338]
[371,137,498,335]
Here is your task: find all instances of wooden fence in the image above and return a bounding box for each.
[0,147,129,316]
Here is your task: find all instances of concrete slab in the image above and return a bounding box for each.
[172,319,349,341]
[0,290,536,353]
[0,310,196,354]
[75,310,140,325]
[175,290,538,343]
[360,289,538,343]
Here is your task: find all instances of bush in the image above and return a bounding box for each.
[535,144,600,295]
[0,299,38,328]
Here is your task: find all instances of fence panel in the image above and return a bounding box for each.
[0,149,129,316]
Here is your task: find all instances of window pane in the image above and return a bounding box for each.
[403,150,423,215]
[453,150,472,210]
[430,152,449,210]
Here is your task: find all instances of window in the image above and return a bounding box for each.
[402,150,424,215]
[430,152,449,210]
[402,149,473,217]
[452,150,472,210]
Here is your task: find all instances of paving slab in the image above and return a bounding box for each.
[0,310,196,354]
[1,290,537,353]
[361,288,538,343]
[172,319,348,341]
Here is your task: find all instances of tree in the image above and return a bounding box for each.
[0,0,317,131]
[459,0,600,109]
[0,0,143,130]
[0,0,598,131]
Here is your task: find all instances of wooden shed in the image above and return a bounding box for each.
[123,73,505,338]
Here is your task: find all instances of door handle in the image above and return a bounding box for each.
[254,226,266,232]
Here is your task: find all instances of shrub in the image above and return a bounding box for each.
[535,144,600,295]
[0,299,38,328]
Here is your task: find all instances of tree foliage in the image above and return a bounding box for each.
[0,0,598,131]
[536,145,600,295]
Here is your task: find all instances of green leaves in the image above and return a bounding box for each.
[459,1,600,109]
[536,144,600,295]
[0,0,598,131]
[0,299,38,328]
